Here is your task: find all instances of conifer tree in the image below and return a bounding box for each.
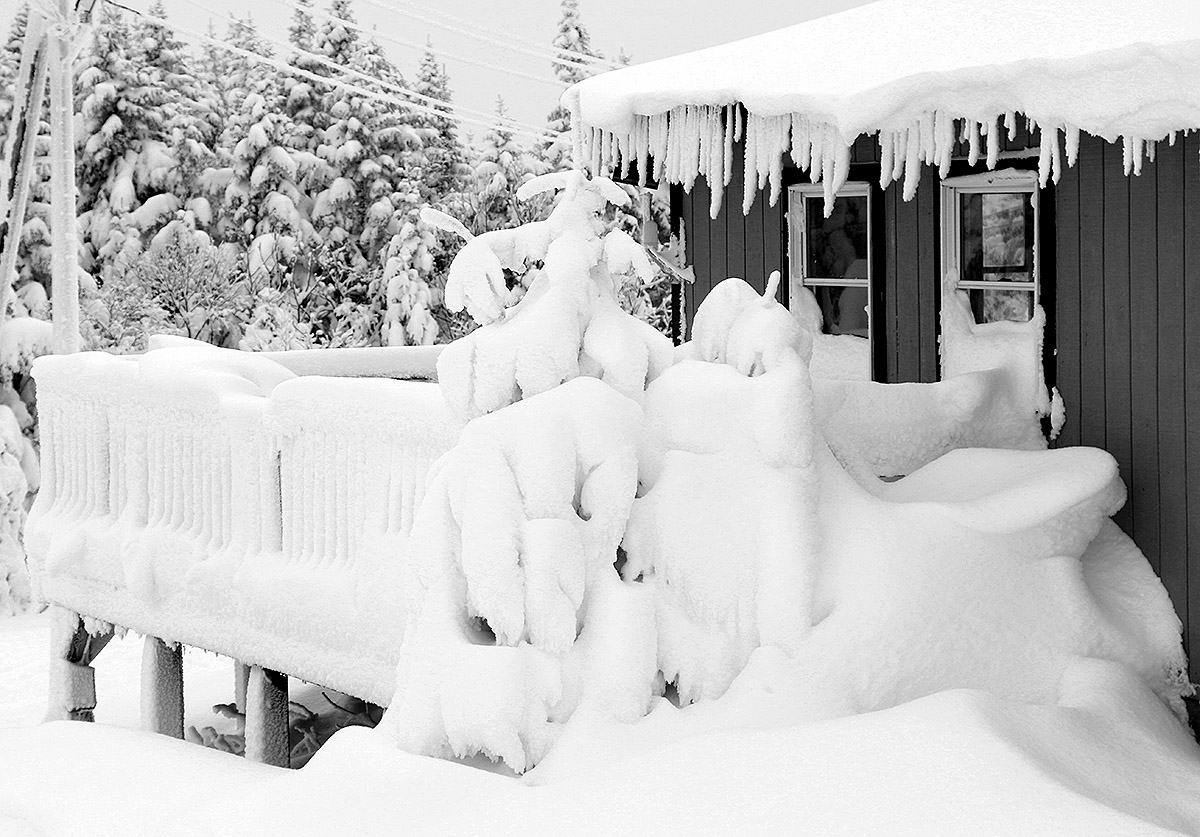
[412,45,468,199]
[471,97,548,234]
[543,0,603,171]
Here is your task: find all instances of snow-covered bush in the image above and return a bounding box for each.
[382,173,673,771]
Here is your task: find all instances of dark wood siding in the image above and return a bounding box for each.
[1056,132,1198,678]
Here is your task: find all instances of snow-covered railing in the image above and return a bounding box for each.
[27,345,459,718]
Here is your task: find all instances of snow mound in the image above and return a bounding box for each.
[383,378,654,772]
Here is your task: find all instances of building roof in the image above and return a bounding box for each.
[563,0,1200,216]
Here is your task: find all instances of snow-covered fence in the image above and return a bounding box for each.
[27,344,460,733]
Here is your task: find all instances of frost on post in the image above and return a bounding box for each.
[384,174,670,772]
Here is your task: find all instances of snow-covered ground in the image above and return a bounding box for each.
[2,610,1200,835]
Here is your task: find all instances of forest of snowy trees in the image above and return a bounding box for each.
[0,0,672,357]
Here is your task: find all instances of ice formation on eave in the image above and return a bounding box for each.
[563,0,1200,217]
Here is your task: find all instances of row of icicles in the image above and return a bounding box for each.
[571,102,1180,219]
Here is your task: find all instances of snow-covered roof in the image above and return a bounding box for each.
[563,0,1200,216]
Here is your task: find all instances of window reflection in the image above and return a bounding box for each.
[812,285,869,338]
[806,195,869,280]
[960,191,1034,285]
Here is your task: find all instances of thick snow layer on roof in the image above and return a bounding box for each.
[565,0,1200,216]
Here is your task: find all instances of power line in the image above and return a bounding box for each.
[256,0,566,118]
[172,0,556,138]
[377,0,623,72]
[103,0,559,143]
[265,0,570,90]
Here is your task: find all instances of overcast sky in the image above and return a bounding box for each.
[4,0,871,141]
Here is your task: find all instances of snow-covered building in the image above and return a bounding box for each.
[565,0,1200,684]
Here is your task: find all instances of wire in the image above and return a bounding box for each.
[104,0,560,143]
[377,0,622,71]
[174,0,555,137]
[255,0,566,113]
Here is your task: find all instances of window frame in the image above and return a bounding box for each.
[940,169,1041,318]
[786,181,875,366]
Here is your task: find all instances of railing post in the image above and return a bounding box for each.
[140,636,184,738]
[245,666,290,768]
[233,660,250,712]
[46,607,113,722]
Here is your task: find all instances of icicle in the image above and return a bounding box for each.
[903,126,922,201]
[733,105,743,144]
[1122,135,1134,176]
[1148,140,1157,164]
[619,131,632,180]
[792,114,811,173]
[880,130,895,189]
[809,127,825,183]
[696,107,711,184]
[986,117,1000,170]
[650,112,668,182]
[1051,126,1063,184]
[934,111,953,178]
[967,119,981,167]
[919,113,935,165]
[769,119,785,207]
[831,142,851,199]
[890,130,905,185]
[1004,111,1016,143]
[723,105,735,187]
[1037,127,1053,188]
[1132,137,1145,176]
[1169,130,1178,147]
[743,112,757,215]
[570,102,585,171]
[1065,125,1080,168]
[681,106,699,192]
[636,118,649,187]
[665,107,681,185]
[589,127,602,176]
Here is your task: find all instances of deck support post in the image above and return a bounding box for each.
[46,607,113,722]
[245,665,289,767]
[233,660,250,713]
[140,636,184,738]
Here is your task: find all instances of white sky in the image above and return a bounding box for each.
[4,0,871,141]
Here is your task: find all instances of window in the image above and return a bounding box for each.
[941,170,1039,324]
[786,182,873,376]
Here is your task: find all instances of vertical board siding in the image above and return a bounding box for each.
[1103,140,1135,535]
[1057,134,1195,678]
[1157,139,1189,658]
[1184,132,1200,676]
[1056,145,1083,449]
[1130,148,1160,569]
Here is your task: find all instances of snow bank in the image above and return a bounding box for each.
[565,0,1200,215]
[623,276,1189,726]
[0,316,52,376]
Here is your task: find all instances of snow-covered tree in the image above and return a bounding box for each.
[75,5,178,275]
[412,46,468,199]
[468,98,548,235]
[542,0,604,172]
[380,206,438,346]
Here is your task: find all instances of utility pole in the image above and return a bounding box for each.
[0,0,96,355]
[0,14,50,344]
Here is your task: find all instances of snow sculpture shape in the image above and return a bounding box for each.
[624,276,1191,722]
[426,171,674,422]
[626,275,823,702]
[386,174,673,771]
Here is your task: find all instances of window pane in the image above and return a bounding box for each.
[969,288,1034,323]
[960,191,1034,284]
[805,194,869,280]
[788,190,806,283]
[812,285,869,338]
